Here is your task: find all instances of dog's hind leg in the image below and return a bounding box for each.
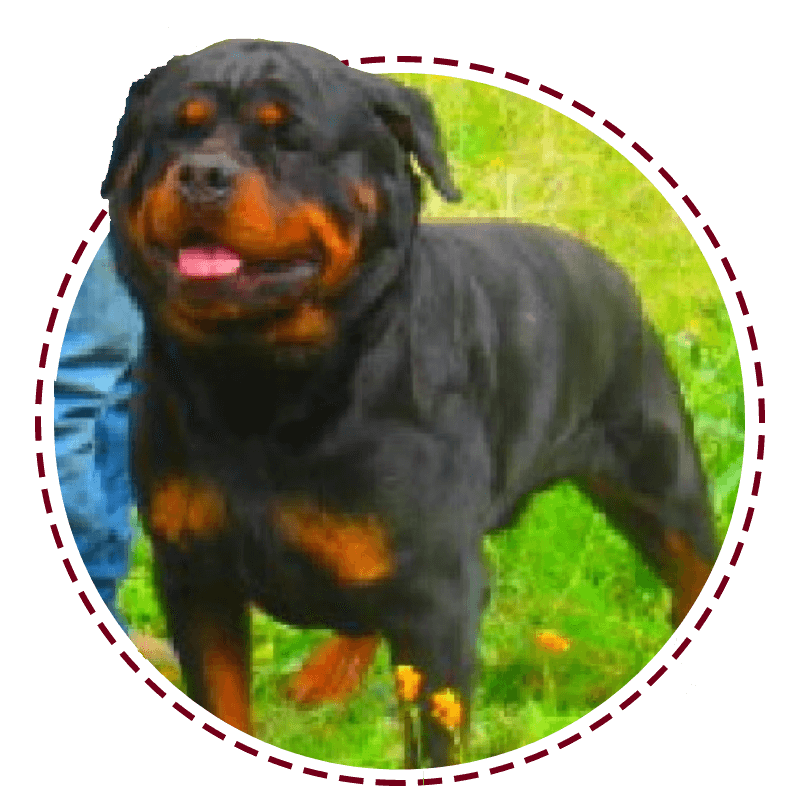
[284,634,380,705]
[579,335,718,626]
[579,473,714,626]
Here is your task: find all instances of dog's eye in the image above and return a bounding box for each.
[178,98,216,128]
[254,102,291,128]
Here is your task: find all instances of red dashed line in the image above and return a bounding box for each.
[120,651,140,672]
[743,506,754,532]
[619,689,642,711]
[556,733,582,750]
[658,167,678,188]
[303,767,328,779]
[341,60,349,66]
[694,608,712,631]
[539,84,564,100]
[758,398,765,424]
[572,100,596,119]
[736,289,750,317]
[50,522,62,552]
[97,622,117,644]
[722,256,736,281]
[603,120,625,139]
[35,416,42,441]
[522,750,550,764]
[703,225,720,250]
[647,665,667,686]
[72,241,89,264]
[470,63,494,74]
[56,272,72,299]
[144,676,167,700]
[63,558,77,582]
[78,590,94,615]
[505,72,529,85]
[672,637,692,661]
[589,713,614,732]
[40,55,762,778]
[757,434,765,459]
[45,308,58,333]
[89,208,108,233]
[339,775,364,786]
[200,722,226,742]
[233,742,260,764]
[682,195,700,219]
[172,700,195,722]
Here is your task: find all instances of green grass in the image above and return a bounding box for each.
[118,75,744,768]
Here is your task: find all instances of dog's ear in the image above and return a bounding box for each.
[100,67,164,200]
[358,75,461,202]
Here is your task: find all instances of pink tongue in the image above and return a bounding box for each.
[177,246,242,278]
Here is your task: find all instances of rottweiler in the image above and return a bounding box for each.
[101,39,717,768]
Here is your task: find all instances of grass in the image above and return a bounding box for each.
[118,74,744,768]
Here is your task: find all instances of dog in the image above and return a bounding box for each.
[101,39,717,768]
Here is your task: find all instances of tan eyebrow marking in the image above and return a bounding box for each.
[178,97,216,127]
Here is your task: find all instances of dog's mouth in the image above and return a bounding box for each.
[177,243,322,289]
[157,231,326,324]
[178,225,323,281]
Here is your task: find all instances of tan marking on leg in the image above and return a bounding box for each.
[149,477,226,546]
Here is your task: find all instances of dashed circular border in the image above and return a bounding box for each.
[34,51,752,786]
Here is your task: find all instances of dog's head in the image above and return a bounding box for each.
[102,40,460,352]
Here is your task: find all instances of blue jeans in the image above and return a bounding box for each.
[54,238,142,630]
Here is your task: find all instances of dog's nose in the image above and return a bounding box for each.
[177,153,240,207]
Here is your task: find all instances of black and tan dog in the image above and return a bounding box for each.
[102,40,717,768]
